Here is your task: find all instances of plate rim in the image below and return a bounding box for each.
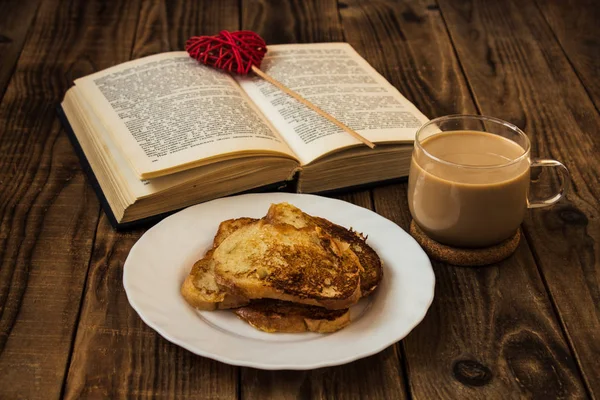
[123,193,435,370]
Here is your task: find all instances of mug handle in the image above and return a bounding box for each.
[528,159,570,209]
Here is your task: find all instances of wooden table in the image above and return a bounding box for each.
[1,0,598,398]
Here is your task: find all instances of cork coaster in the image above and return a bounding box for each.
[409,221,520,267]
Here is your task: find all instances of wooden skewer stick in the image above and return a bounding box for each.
[251,65,376,149]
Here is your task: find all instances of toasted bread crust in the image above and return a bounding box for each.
[234,300,351,333]
[312,216,382,296]
[181,273,219,311]
[214,217,257,247]
[180,250,248,311]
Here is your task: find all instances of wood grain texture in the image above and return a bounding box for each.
[0,0,142,397]
[63,216,238,400]
[438,0,600,396]
[243,0,345,44]
[1,0,596,398]
[132,0,240,58]
[241,345,405,400]
[536,0,600,113]
[0,0,42,101]
[239,1,408,398]
[62,1,241,399]
[339,0,588,398]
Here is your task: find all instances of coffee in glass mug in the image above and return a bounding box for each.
[408,115,569,248]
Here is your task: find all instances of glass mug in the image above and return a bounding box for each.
[408,115,570,248]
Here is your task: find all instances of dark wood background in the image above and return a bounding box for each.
[0,0,598,398]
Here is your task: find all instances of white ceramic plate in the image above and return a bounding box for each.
[123,193,435,370]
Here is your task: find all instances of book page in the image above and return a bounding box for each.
[64,89,207,200]
[236,43,429,165]
[74,52,296,178]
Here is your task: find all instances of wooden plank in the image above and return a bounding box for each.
[437,0,600,396]
[374,184,588,399]
[131,0,238,58]
[0,0,142,398]
[239,1,409,398]
[0,0,42,101]
[62,1,241,398]
[243,0,344,44]
[63,216,238,400]
[339,0,590,398]
[241,343,405,400]
[536,0,600,112]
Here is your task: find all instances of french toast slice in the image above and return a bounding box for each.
[182,217,353,329]
[266,202,383,296]
[212,219,362,310]
[234,300,350,333]
[182,203,381,330]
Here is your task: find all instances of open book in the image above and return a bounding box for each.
[60,43,428,228]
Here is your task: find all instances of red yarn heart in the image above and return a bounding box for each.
[185,30,267,75]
